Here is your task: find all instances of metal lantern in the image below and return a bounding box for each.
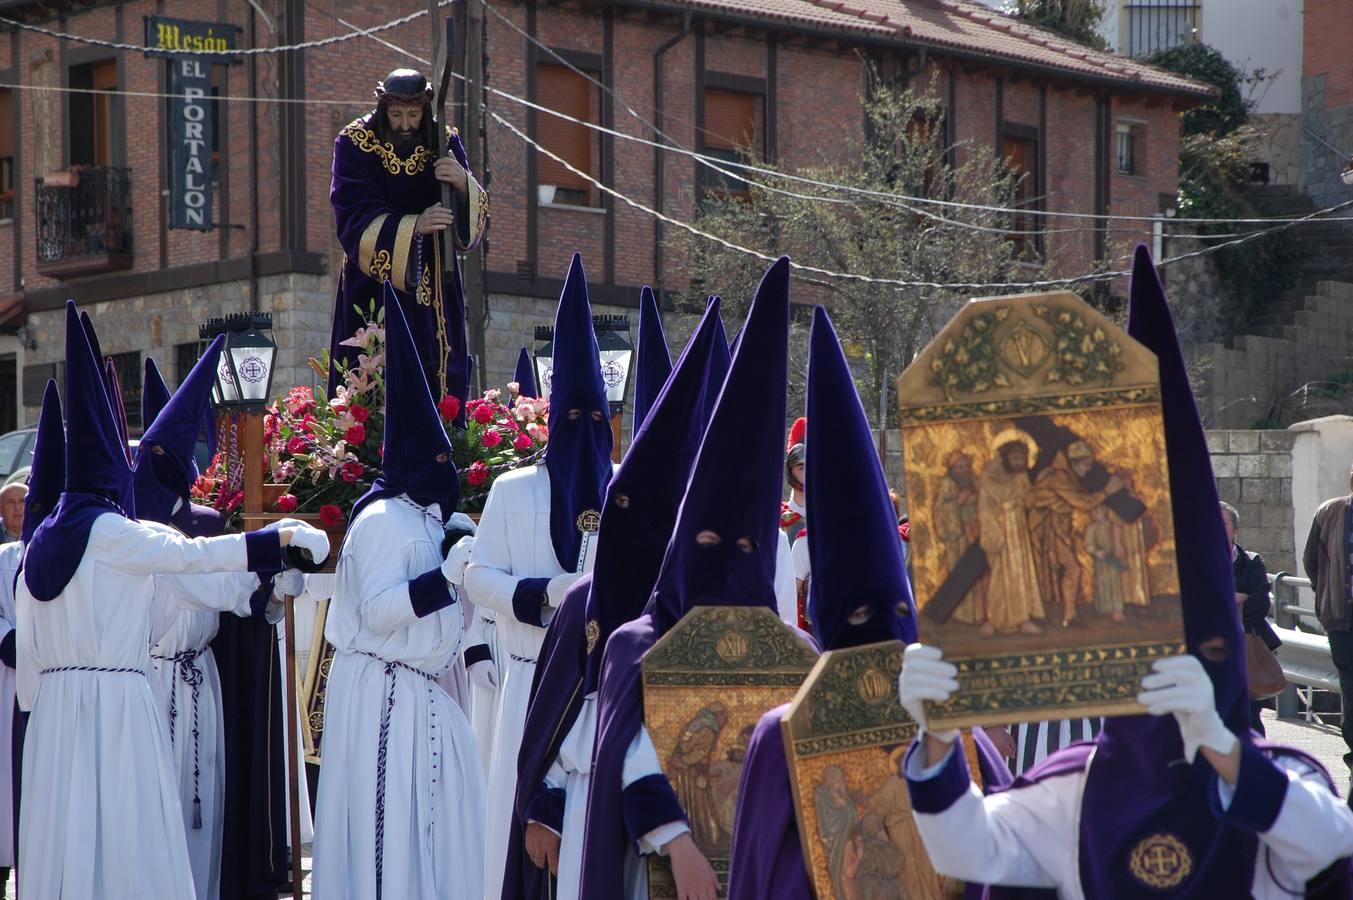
[532,315,633,416]
[200,312,277,411]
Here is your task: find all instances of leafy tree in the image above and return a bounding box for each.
[1009,0,1108,51]
[1148,44,1250,137]
[670,78,1020,426]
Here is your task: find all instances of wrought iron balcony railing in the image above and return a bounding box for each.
[35,165,133,278]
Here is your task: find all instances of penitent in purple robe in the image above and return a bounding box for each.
[327,113,487,403]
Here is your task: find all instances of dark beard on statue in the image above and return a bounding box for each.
[392,131,419,157]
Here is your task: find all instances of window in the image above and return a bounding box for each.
[536,63,601,207]
[0,90,13,221]
[1002,128,1041,260]
[69,60,119,168]
[174,342,201,387]
[108,350,142,432]
[1126,1,1200,58]
[905,109,943,197]
[702,88,763,195]
[1117,122,1145,176]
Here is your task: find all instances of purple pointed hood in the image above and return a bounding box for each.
[805,306,917,650]
[544,253,614,572]
[350,282,457,526]
[25,302,135,601]
[513,346,538,400]
[21,379,64,545]
[649,257,791,635]
[581,297,729,693]
[632,285,672,430]
[133,335,224,524]
[141,357,173,432]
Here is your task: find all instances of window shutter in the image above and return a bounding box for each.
[0,91,12,159]
[536,64,591,192]
[704,89,758,151]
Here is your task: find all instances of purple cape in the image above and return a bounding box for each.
[327,112,470,404]
[500,574,592,900]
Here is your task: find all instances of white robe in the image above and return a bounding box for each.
[907,741,1353,899]
[16,514,269,900]
[0,540,21,869]
[466,605,500,777]
[148,570,267,900]
[311,497,485,900]
[464,464,610,900]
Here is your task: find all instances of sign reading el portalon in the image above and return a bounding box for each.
[145,17,240,230]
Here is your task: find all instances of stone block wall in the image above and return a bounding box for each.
[1187,281,1353,429]
[1208,429,1297,573]
[1252,113,1303,187]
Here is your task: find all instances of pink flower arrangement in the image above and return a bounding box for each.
[481,429,502,449]
[276,494,299,513]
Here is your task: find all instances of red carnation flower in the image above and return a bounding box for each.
[439,395,462,420]
[319,504,343,526]
[481,429,502,449]
[285,436,309,455]
[300,413,318,434]
[276,494,299,513]
[465,461,489,487]
[343,424,367,446]
[341,461,365,483]
[472,404,493,425]
[513,432,533,451]
[350,404,370,423]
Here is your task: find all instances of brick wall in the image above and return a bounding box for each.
[1302,0,1353,207]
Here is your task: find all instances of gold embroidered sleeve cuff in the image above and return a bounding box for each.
[454,173,488,253]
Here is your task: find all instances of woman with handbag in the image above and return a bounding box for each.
[1222,501,1286,734]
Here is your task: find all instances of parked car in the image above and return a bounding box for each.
[0,429,37,481]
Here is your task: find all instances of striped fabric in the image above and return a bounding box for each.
[1012,717,1103,776]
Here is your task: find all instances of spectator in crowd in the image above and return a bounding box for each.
[0,484,25,544]
[1303,465,1353,768]
[1223,501,1277,735]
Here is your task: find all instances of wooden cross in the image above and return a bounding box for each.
[430,2,456,276]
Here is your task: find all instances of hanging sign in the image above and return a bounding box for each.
[144,16,239,61]
[167,57,215,230]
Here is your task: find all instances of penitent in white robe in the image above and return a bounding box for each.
[466,604,500,777]
[148,570,271,900]
[0,540,21,869]
[906,740,1353,899]
[464,464,611,900]
[311,496,485,900]
[15,514,274,900]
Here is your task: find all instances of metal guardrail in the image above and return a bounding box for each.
[1267,572,1341,725]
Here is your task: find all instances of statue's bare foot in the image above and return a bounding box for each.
[1018,621,1043,636]
[1111,611,1126,623]
[978,620,996,637]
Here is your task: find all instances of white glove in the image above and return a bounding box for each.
[546,572,583,608]
[442,536,475,586]
[446,511,477,536]
[1137,654,1237,763]
[272,569,305,600]
[286,523,331,566]
[262,518,308,532]
[897,643,961,745]
[468,658,499,689]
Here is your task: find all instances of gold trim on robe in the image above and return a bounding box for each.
[456,172,488,253]
[390,214,419,293]
[358,213,390,282]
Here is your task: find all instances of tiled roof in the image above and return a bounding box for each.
[657,0,1214,98]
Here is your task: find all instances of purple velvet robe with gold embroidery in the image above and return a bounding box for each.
[327,112,487,402]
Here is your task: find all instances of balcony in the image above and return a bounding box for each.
[35,166,133,279]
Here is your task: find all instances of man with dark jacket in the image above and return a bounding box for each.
[1222,502,1277,735]
[1303,468,1353,766]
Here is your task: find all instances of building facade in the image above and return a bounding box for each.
[0,0,1206,430]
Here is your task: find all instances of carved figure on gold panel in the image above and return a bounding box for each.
[845,815,906,900]
[976,431,1045,635]
[666,702,729,850]
[814,765,860,898]
[933,451,985,625]
[1087,505,1129,622]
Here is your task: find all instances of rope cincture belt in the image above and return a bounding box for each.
[357,650,436,900]
[152,648,206,830]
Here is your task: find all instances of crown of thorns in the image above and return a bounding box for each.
[375,69,433,104]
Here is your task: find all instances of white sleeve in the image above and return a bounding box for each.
[774,531,797,626]
[157,571,263,616]
[526,757,569,837]
[791,535,810,583]
[463,478,539,622]
[907,743,1071,890]
[94,515,257,576]
[626,725,690,855]
[1245,754,1353,889]
[14,583,36,712]
[339,535,455,636]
